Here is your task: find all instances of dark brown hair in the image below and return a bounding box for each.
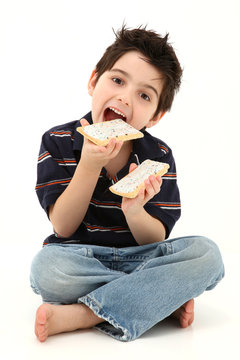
[95,25,183,116]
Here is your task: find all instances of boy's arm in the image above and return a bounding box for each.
[49,119,123,238]
[121,163,166,245]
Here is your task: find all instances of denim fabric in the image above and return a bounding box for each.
[30,236,224,341]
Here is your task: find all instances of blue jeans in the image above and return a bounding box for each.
[30,236,224,341]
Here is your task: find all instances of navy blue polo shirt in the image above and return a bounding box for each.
[36,112,181,247]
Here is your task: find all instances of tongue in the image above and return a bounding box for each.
[104,108,125,121]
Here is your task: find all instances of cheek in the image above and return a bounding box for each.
[91,86,103,105]
[137,104,156,120]
[90,93,101,120]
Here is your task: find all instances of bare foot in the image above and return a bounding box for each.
[35,303,104,342]
[171,299,194,328]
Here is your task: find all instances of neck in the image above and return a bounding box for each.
[105,141,133,179]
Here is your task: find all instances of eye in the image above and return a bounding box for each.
[140,93,150,101]
[112,77,123,85]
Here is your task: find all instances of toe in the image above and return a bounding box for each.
[180,313,189,328]
[35,304,51,342]
[38,324,48,342]
[185,299,194,313]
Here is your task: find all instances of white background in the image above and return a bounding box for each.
[1,0,239,253]
[0,0,239,359]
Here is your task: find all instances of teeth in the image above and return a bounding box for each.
[109,107,126,118]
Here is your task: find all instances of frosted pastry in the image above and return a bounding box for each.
[77,119,143,146]
[109,160,170,198]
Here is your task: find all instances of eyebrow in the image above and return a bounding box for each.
[110,68,159,98]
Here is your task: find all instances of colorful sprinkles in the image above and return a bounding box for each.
[109,160,170,198]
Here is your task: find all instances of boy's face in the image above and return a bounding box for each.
[88,51,164,131]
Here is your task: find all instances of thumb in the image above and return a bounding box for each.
[129,162,138,173]
[80,118,90,126]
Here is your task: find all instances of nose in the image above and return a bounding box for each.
[117,92,130,106]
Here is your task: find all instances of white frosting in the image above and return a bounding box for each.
[110,160,169,194]
[83,119,141,140]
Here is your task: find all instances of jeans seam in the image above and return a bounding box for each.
[78,295,131,341]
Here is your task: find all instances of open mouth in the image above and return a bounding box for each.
[103,107,127,122]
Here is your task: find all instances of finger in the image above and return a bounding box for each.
[111,140,123,156]
[144,175,162,201]
[144,177,155,198]
[131,187,145,204]
[83,135,100,149]
[129,163,138,173]
[156,175,163,185]
[97,138,114,153]
[149,175,162,193]
[156,176,163,191]
[138,187,145,200]
[105,138,117,153]
[138,176,162,205]
[80,118,90,126]
[106,139,124,157]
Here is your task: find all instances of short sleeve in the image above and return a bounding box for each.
[144,148,181,239]
[35,126,77,215]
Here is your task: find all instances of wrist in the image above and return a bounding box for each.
[78,158,102,173]
[78,158,102,175]
[123,206,145,221]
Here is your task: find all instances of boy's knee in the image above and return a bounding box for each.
[30,245,69,300]
[30,245,59,278]
[194,236,225,288]
[203,237,225,287]
[200,237,223,266]
[30,245,97,303]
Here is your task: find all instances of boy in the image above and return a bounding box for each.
[30,26,224,342]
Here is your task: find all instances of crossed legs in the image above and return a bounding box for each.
[35,299,195,342]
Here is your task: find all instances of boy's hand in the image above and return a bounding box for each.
[79,119,123,172]
[121,163,162,217]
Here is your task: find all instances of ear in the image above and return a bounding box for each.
[146,111,166,128]
[88,69,97,96]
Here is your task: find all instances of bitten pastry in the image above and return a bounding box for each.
[109,160,170,198]
[77,119,144,146]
